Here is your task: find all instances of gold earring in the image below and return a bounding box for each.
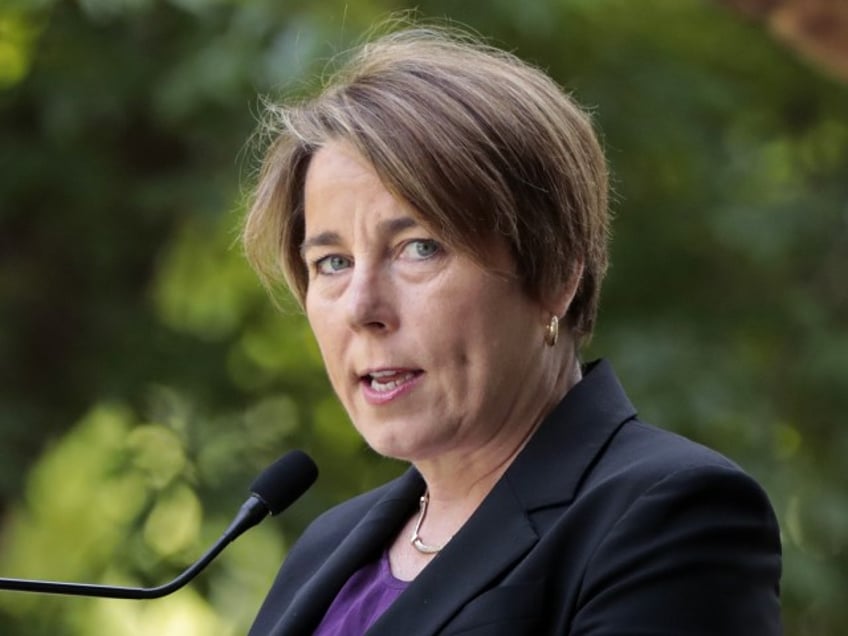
[544,315,559,347]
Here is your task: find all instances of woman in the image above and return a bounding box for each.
[243,26,782,636]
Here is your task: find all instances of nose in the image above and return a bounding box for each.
[345,264,398,333]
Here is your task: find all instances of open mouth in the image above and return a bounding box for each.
[362,369,422,393]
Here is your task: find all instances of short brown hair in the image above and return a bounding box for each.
[243,25,610,344]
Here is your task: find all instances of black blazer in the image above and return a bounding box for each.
[250,360,782,635]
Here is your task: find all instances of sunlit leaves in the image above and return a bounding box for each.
[0,9,43,88]
[143,484,202,557]
[85,591,234,636]
[152,215,262,341]
[128,424,187,490]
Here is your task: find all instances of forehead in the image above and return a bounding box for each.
[302,140,422,234]
[305,141,381,198]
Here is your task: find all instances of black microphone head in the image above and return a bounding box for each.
[250,450,318,515]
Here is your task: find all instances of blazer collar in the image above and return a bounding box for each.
[368,468,538,635]
[507,358,638,510]
[270,470,424,636]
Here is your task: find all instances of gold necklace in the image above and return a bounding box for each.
[410,492,443,554]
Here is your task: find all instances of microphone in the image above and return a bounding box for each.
[0,450,318,599]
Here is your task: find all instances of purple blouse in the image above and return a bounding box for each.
[313,551,409,635]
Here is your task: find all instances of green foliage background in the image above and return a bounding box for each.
[1,0,846,633]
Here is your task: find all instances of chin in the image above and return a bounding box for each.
[359,430,424,462]
[363,439,415,462]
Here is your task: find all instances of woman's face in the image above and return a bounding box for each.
[301,141,554,465]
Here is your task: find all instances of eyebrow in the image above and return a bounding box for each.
[300,216,420,256]
[300,231,341,256]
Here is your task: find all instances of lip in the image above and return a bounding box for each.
[359,368,423,405]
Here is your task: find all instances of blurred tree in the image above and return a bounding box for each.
[0,0,846,634]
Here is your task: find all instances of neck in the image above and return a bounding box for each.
[413,352,582,534]
[389,353,582,578]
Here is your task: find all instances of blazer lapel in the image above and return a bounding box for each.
[367,477,538,636]
[268,471,424,636]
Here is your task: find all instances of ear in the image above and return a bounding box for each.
[545,261,585,319]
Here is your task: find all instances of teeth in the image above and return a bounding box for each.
[369,371,415,392]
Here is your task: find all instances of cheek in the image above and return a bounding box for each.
[459,293,538,371]
[426,302,495,379]
[305,303,341,369]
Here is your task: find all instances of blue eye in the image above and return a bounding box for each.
[402,239,441,260]
[314,254,351,275]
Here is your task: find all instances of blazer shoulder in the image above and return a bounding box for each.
[572,421,782,634]
[572,417,779,535]
[598,417,751,483]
